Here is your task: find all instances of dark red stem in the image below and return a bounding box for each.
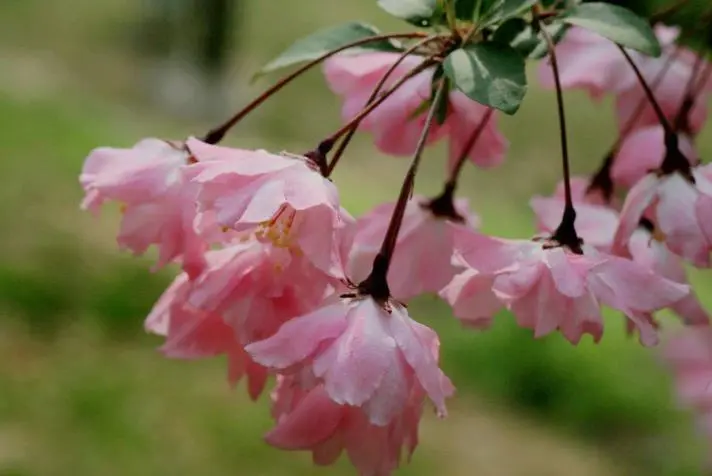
[201,32,429,144]
[617,45,675,137]
[359,80,447,302]
[323,60,438,147]
[447,108,494,188]
[325,35,442,177]
[674,49,705,132]
[540,14,582,253]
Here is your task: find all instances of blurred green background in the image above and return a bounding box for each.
[1,1,711,475]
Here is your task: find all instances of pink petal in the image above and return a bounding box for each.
[388,305,453,417]
[543,247,588,298]
[246,303,349,369]
[453,228,527,273]
[265,386,344,450]
[612,174,659,256]
[589,255,690,312]
[612,126,666,188]
[313,299,395,407]
[656,174,710,266]
[439,269,502,328]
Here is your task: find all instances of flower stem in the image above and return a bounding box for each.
[323,59,438,147]
[617,45,675,137]
[620,47,680,140]
[360,79,447,302]
[325,36,442,177]
[674,49,705,132]
[541,27,573,213]
[541,19,582,253]
[201,32,428,144]
[447,108,494,188]
[587,47,680,201]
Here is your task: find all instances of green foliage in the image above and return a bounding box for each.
[561,2,662,56]
[443,42,527,114]
[493,19,569,58]
[482,0,538,25]
[254,22,402,79]
[377,0,444,27]
[2,1,712,474]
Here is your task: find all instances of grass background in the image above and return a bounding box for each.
[0,1,711,475]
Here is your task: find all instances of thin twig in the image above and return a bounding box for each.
[617,45,675,136]
[325,35,442,177]
[359,80,448,301]
[201,32,430,144]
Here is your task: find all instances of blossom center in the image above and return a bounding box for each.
[255,204,298,249]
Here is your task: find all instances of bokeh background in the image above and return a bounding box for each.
[1,1,711,475]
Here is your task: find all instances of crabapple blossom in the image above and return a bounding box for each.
[663,327,712,461]
[246,296,454,427]
[264,375,423,474]
[345,195,478,301]
[628,225,709,326]
[532,193,708,331]
[186,138,351,278]
[612,125,699,188]
[613,162,712,267]
[80,138,208,278]
[538,25,712,133]
[447,228,690,345]
[530,195,619,251]
[537,25,679,99]
[144,258,267,400]
[323,52,508,172]
[76,3,712,473]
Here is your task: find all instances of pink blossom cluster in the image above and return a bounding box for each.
[79,22,712,475]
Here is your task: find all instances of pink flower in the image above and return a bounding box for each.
[615,47,712,135]
[187,239,333,346]
[613,164,712,267]
[664,327,712,409]
[663,327,712,461]
[186,138,351,278]
[323,52,508,171]
[449,229,690,345]
[345,196,478,301]
[612,125,699,188]
[538,26,644,98]
[530,196,619,251]
[246,296,454,427]
[144,263,267,400]
[439,269,500,329]
[538,25,710,133]
[263,376,423,475]
[628,226,709,326]
[80,138,208,278]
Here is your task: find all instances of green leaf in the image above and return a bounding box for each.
[498,0,537,20]
[408,67,451,125]
[561,2,661,57]
[494,20,568,59]
[377,0,445,27]
[454,0,477,20]
[443,43,527,114]
[255,22,402,78]
[527,22,568,59]
[492,18,529,46]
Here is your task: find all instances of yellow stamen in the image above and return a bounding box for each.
[652,227,667,243]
